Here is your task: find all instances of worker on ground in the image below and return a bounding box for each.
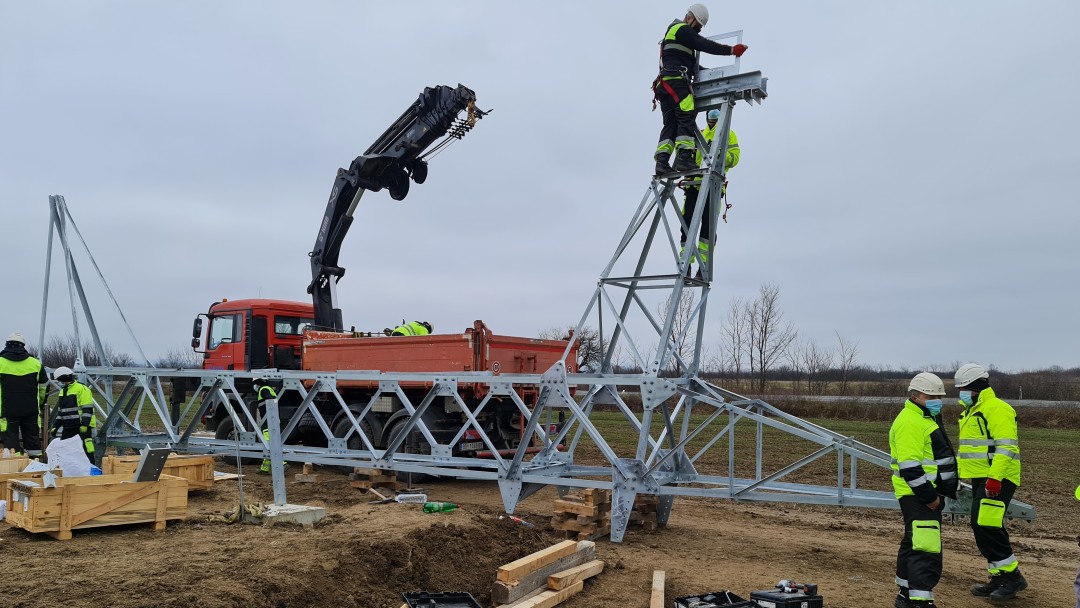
[954,363,1028,601]
[253,377,278,474]
[890,372,957,608]
[680,108,739,279]
[653,4,747,176]
[385,321,433,337]
[0,332,48,457]
[49,366,97,461]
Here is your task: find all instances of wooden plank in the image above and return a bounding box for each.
[552,500,598,517]
[294,473,323,483]
[495,586,548,608]
[506,581,583,608]
[492,542,595,604]
[547,560,605,590]
[69,481,164,528]
[650,571,665,608]
[497,540,580,583]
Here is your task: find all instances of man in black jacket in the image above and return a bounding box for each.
[0,332,48,456]
[653,4,747,176]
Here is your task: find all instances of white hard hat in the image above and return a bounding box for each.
[908,372,946,396]
[954,363,989,388]
[54,366,75,380]
[687,3,709,27]
[707,109,720,121]
[6,331,25,344]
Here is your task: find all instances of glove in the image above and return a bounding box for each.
[79,426,88,433]
[985,478,1001,498]
[0,417,6,432]
[732,44,748,58]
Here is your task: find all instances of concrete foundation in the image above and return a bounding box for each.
[262,503,326,528]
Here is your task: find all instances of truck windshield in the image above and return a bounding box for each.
[274,316,314,335]
[208,314,241,349]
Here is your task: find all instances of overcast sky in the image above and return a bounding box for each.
[2,1,1078,373]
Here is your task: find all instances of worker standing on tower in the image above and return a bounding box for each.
[680,108,739,278]
[653,4,747,176]
[889,372,957,608]
[385,321,433,337]
[954,363,1028,601]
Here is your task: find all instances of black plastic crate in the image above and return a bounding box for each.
[403,592,482,608]
[748,589,823,608]
[674,590,755,608]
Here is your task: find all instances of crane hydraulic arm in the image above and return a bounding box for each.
[307,84,487,330]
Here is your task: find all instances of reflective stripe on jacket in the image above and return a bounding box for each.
[391,322,430,337]
[957,387,1020,485]
[889,400,958,502]
[257,385,277,404]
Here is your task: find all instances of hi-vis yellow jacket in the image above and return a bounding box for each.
[957,387,1020,485]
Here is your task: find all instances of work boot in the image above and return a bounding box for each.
[893,591,914,608]
[673,148,697,172]
[971,574,1004,597]
[654,153,673,176]
[989,570,1028,602]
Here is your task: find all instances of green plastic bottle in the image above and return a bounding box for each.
[422,501,458,513]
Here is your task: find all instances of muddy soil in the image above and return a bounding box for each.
[2,465,1077,608]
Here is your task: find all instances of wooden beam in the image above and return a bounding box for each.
[497,540,579,583]
[650,571,665,608]
[503,581,584,608]
[492,542,595,604]
[547,559,604,590]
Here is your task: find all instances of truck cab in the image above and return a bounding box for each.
[195,298,314,372]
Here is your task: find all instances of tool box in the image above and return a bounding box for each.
[748,589,824,608]
[674,591,755,608]
[402,592,482,608]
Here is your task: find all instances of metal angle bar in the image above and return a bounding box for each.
[598,288,650,371]
[279,382,322,441]
[645,404,725,476]
[38,197,58,359]
[330,387,376,452]
[734,443,836,497]
[448,392,507,469]
[599,184,666,279]
[693,70,769,106]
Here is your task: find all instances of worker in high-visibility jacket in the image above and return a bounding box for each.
[889,372,958,608]
[0,332,48,456]
[49,366,97,461]
[680,108,739,279]
[954,363,1027,601]
[387,321,432,337]
[253,378,278,474]
[652,4,746,176]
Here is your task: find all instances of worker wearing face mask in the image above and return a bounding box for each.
[954,363,1027,601]
[889,372,958,608]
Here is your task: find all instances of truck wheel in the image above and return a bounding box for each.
[332,416,376,473]
[384,418,433,483]
[214,418,261,465]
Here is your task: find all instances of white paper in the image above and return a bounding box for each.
[21,460,55,473]
[0,499,6,519]
[45,436,93,477]
[42,471,58,488]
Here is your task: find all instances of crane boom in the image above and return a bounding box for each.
[307,84,486,330]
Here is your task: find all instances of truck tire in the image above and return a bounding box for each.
[384,417,434,483]
[332,415,376,473]
[214,417,261,465]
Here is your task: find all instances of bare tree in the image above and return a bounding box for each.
[835,331,860,395]
[656,291,697,375]
[39,334,134,369]
[718,296,748,390]
[155,346,202,369]
[746,283,798,394]
[538,325,606,373]
[785,339,806,394]
[801,339,834,395]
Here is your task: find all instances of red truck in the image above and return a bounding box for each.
[190,85,577,456]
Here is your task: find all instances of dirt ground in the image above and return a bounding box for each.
[3,464,1078,608]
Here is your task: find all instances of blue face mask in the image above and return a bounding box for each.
[959,390,974,406]
[924,399,943,416]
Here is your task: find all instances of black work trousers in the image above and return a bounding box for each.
[970,477,1018,572]
[897,495,944,601]
[681,187,711,244]
[654,77,696,158]
[1,413,41,454]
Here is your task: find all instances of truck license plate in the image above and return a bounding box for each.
[458,441,484,452]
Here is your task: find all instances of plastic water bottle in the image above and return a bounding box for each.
[422,501,457,513]
[90,466,103,476]
[1,448,10,458]
[395,493,428,504]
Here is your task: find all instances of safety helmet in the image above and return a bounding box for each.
[706,109,720,122]
[421,321,433,333]
[6,331,25,345]
[253,377,266,386]
[687,3,709,27]
[954,363,989,388]
[54,366,75,382]
[908,372,946,396]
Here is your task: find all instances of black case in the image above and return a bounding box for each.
[402,592,482,608]
[748,589,824,608]
[674,591,755,608]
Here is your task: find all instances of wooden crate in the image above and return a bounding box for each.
[101,454,215,492]
[349,467,399,491]
[0,456,31,474]
[4,473,188,540]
